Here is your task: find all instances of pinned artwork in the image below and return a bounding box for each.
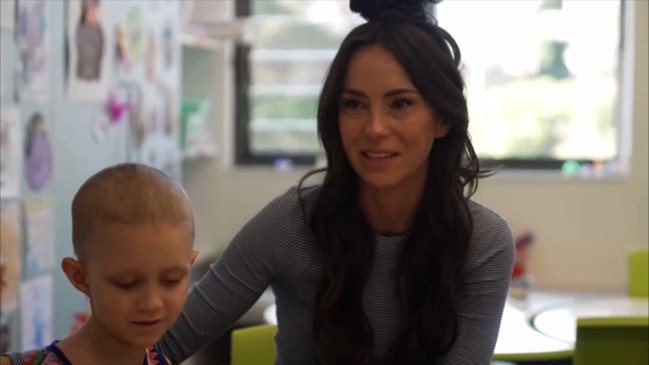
[0,107,22,199]
[23,196,56,275]
[20,275,53,350]
[0,0,15,29]
[126,6,143,67]
[67,0,112,101]
[0,202,23,316]
[24,111,52,192]
[15,0,51,103]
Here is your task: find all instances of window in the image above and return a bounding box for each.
[234,0,624,172]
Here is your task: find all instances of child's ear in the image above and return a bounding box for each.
[61,257,90,297]
[190,250,199,266]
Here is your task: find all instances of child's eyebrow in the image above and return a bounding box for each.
[162,265,190,274]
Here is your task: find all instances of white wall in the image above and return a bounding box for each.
[189,1,648,292]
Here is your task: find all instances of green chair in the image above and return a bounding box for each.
[231,324,278,365]
[573,317,649,365]
[628,247,648,298]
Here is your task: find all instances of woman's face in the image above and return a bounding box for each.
[338,44,449,190]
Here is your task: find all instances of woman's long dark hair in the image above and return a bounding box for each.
[298,0,493,363]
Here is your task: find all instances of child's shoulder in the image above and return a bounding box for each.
[20,347,67,365]
[146,345,173,365]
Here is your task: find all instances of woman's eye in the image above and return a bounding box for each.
[342,99,363,110]
[392,99,412,110]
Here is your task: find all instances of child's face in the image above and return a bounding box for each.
[82,223,195,347]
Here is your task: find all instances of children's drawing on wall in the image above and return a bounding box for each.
[67,0,112,101]
[113,23,132,74]
[24,196,55,275]
[162,19,175,71]
[127,6,143,67]
[24,111,52,192]
[15,0,50,103]
[20,275,53,350]
[0,107,22,199]
[145,30,157,82]
[1,0,15,29]
[70,300,91,334]
[0,202,23,316]
[159,82,177,137]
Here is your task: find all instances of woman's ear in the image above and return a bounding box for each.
[61,257,91,297]
[434,118,450,139]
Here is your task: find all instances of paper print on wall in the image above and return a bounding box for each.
[128,3,181,182]
[70,300,91,334]
[0,107,22,199]
[67,0,113,101]
[0,0,15,29]
[24,111,52,192]
[15,0,50,103]
[20,275,53,350]
[24,196,55,275]
[126,6,143,67]
[0,202,23,315]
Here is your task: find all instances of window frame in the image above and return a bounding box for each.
[233,0,627,171]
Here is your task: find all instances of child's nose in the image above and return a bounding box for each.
[136,289,164,311]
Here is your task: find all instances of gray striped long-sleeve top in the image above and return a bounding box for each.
[5,185,515,365]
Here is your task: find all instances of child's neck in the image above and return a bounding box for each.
[57,317,147,365]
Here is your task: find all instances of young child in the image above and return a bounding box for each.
[18,163,198,365]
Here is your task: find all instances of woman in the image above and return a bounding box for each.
[3,0,514,364]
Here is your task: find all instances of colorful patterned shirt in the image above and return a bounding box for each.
[20,341,172,365]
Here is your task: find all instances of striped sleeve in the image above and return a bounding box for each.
[156,187,297,363]
[440,216,516,365]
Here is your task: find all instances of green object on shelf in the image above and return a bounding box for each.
[561,160,581,177]
[180,99,210,151]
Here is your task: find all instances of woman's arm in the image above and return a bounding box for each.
[1,350,34,364]
[441,218,516,365]
[156,188,297,362]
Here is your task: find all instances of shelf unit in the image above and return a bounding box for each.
[179,0,241,267]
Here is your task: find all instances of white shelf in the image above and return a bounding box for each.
[182,144,219,160]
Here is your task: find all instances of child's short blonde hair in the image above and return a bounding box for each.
[71,163,194,258]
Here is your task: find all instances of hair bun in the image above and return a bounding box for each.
[349,0,440,22]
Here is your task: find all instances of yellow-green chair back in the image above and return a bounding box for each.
[629,247,648,298]
[573,318,649,365]
[231,324,278,365]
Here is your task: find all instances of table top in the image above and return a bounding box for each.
[263,302,573,361]
[531,296,649,344]
[493,304,573,361]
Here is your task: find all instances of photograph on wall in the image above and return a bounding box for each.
[67,0,113,101]
[19,275,53,350]
[0,202,23,316]
[0,107,22,199]
[24,111,52,192]
[0,0,15,29]
[15,0,50,103]
[24,196,55,275]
